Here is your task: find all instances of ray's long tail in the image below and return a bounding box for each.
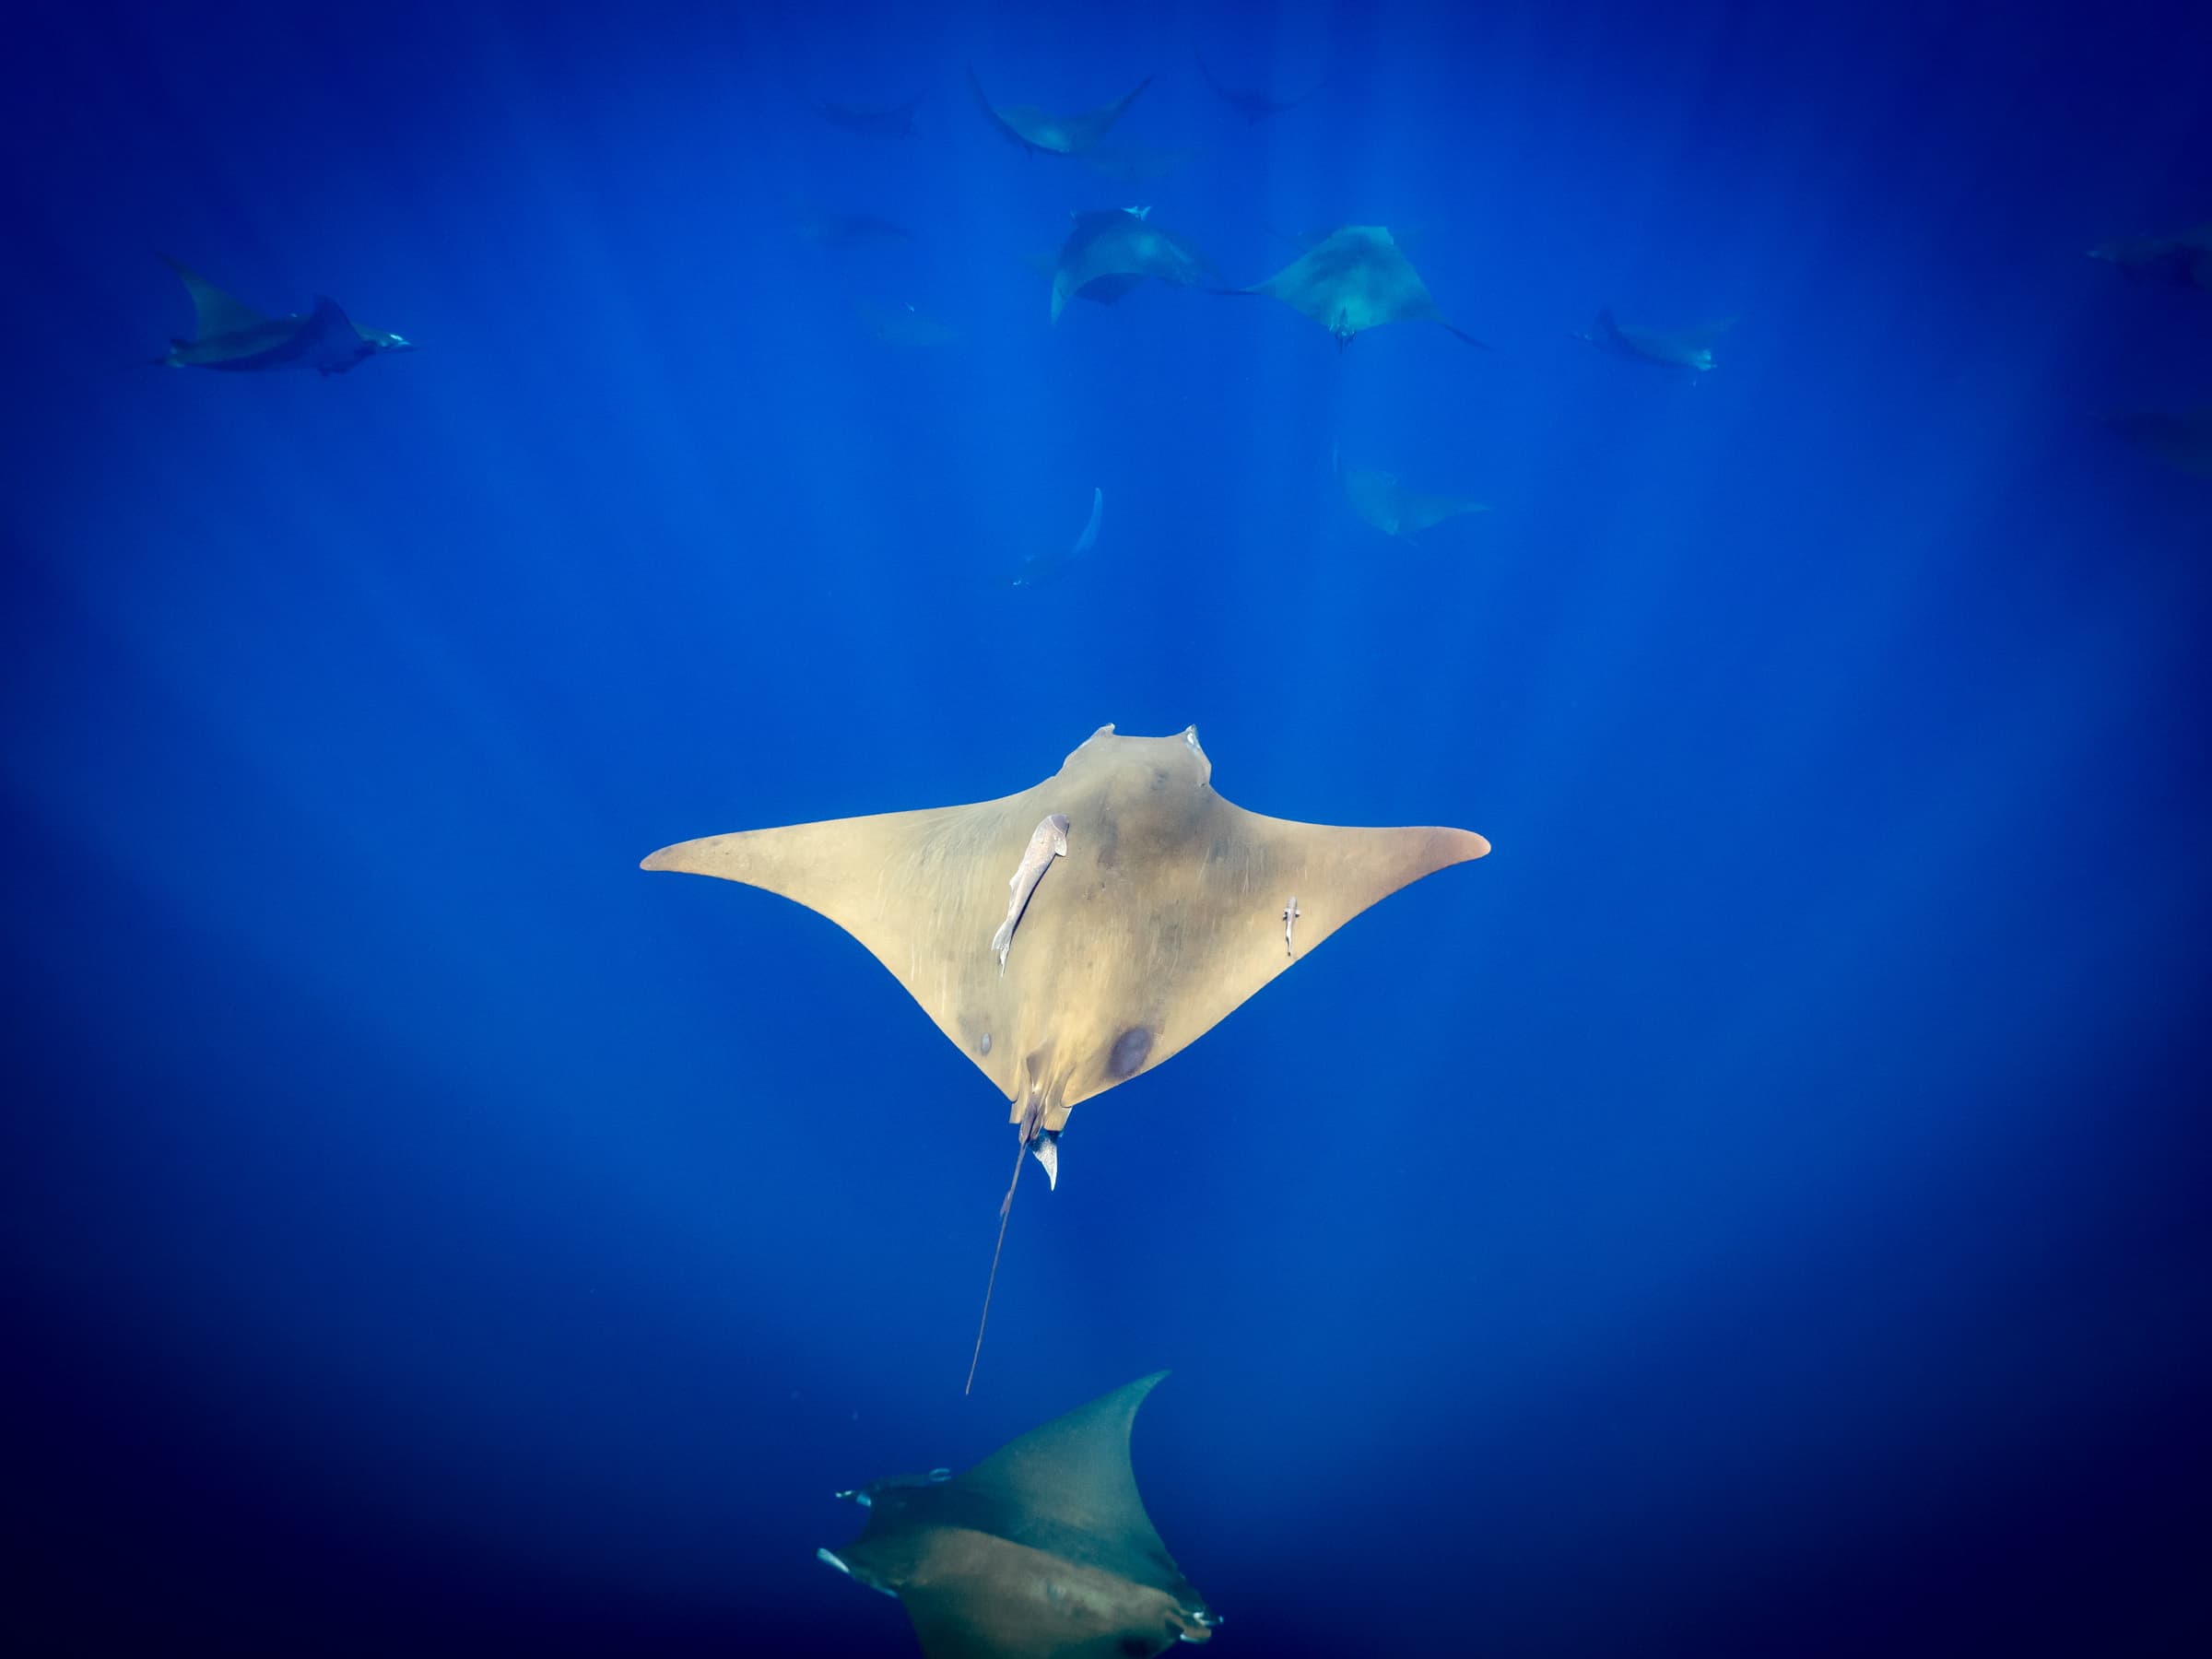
[965,1132,1029,1394]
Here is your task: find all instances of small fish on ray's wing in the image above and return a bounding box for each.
[992,813,1071,972]
[1283,895,1301,957]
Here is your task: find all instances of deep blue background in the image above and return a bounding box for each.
[5,1,2209,1653]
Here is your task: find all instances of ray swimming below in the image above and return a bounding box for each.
[818,1371,1216,1658]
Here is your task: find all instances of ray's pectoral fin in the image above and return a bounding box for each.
[640,799,1015,1081]
[162,253,272,339]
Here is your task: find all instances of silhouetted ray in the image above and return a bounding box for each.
[154,255,414,377]
[1052,209,1213,322]
[967,65,1153,157]
[1009,488,1103,586]
[1572,307,1734,372]
[1336,446,1490,540]
[1195,52,1328,123]
[818,1373,1218,1656]
[1218,226,1485,349]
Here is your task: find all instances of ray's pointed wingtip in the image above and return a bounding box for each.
[1439,827,1493,864]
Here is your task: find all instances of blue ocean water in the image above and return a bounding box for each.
[5,1,2209,1653]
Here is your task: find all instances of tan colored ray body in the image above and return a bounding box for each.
[641,724,1488,1140]
[818,1372,1217,1659]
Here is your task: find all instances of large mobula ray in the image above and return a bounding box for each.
[641,725,1487,1381]
[1219,225,1485,349]
[1052,209,1213,322]
[1571,307,1734,372]
[155,254,415,376]
[818,1372,1216,1659]
[967,65,1153,157]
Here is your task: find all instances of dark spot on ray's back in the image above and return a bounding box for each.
[1108,1027,1155,1078]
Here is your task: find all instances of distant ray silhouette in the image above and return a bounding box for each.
[155,255,414,376]
[1218,226,1485,349]
[1572,307,1734,371]
[1009,488,1103,586]
[1051,209,1212,322]
[1195,51,1328,124]
[967,65,1153,157]
[1335,446,1489,540]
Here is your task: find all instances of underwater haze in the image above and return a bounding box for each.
[5,0,2210,1654]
